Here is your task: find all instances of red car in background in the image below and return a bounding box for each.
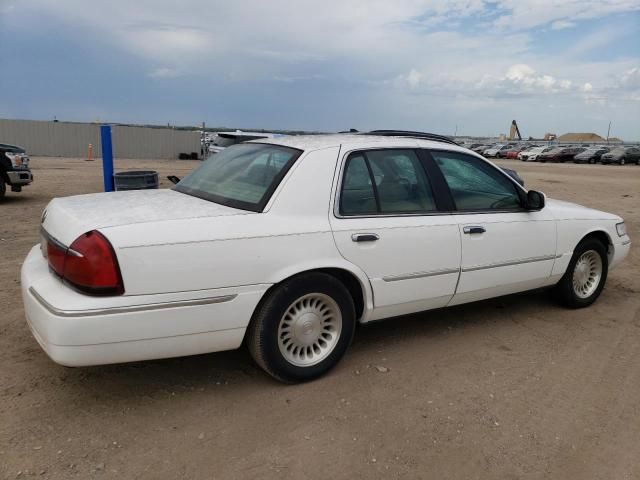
[503,145,532,159]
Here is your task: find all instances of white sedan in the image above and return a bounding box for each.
[519,146,553,161]
[22,132,631,382]
[482,144,510,158]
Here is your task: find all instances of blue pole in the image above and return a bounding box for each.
[100,125,114,192]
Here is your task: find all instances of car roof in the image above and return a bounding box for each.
[251,133,474,155]
[216,131,283,138]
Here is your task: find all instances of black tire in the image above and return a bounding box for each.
[552,237,608,308]
[247,272,356,383]
[0,179,6,199]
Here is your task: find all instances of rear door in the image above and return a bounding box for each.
[427,150,557,306]
[330,148,461,320]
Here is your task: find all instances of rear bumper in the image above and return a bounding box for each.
[21,245,269,366]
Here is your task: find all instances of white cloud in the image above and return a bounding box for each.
[619,67,640,89]
[148,67,181,79]
[492,0,640,30]
[127,26,211,63]
[396,63,585,98]
[505,64,536,82]
[3,0,639,137]
[272,74,325,83]
[406,69,423,89]
[551,20,575,30]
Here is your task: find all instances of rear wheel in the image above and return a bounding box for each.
[247,272,356,383]
[0,179,6,199]
[553,238,608,308]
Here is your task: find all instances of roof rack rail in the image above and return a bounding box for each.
[363,130,459,146]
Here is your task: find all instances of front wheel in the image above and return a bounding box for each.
[247,272,356,383]
[0,180,6,200]
[553,238,608,308]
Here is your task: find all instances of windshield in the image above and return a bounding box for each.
[174,143,302,212]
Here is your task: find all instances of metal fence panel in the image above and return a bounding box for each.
[0,119,200,159]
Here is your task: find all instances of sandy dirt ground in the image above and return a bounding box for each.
[1,156,638,479]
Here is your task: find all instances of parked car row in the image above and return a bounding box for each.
[467,142,640,165]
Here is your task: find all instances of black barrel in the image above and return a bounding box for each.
[113,170,159,191]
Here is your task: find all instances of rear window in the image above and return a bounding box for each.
[174,143,302,212]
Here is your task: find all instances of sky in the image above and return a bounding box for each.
[1,0,639,140]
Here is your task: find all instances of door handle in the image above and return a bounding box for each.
[463,226,486,234]
[351,233,380,242]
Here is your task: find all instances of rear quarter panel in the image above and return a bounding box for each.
[103,146,371,299]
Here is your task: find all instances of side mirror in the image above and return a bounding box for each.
[167,175,181,185]
[526,190,545,210]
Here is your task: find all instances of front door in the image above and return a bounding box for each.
[427,150,557,306]
[330,148,461,320]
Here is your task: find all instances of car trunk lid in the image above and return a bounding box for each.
[41,189,250,246]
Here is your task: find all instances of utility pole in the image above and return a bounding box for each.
[201,121,206,158]
[606,121,611,144]
[454,124,458,137]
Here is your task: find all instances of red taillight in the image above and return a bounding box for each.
[46,230,124,296]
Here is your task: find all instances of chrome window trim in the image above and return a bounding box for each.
[333,146,529,220]
[29,287,237,318]
[333,209,530,220]
[334,145,428,219]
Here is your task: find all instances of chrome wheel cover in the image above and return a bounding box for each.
[572,250,603,299]
[278,293,342,367]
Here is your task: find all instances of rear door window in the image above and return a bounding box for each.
[340,149,437,215]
